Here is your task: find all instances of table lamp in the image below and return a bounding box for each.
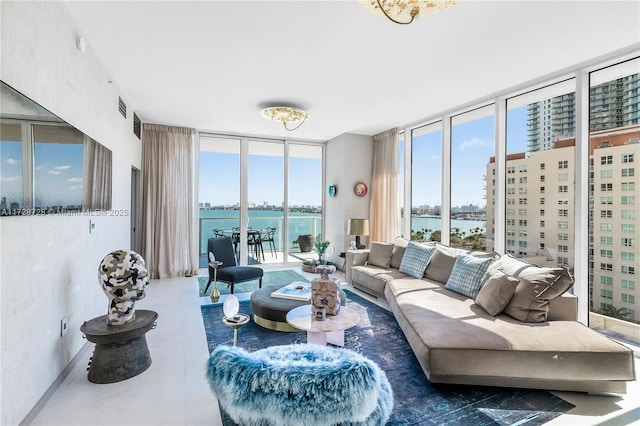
[348,218,369,249]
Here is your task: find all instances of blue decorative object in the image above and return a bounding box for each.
[206,344,394,426]
[445,253,493,298]
[328,184,337,197]
[398,242,436,278]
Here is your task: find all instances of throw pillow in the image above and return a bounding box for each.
[444,253,493,299]
[390,237,409,269]
[424,244,464,283]
[486,253,573,299]
[503,278,550,322]
[398,242,436,279]
[488,253,575,323]
[367,242,394,268]
[475,271,520,316]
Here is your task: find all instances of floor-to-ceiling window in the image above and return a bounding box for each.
[0,121,24,210]
[450,105,494,250]
[248,139,284,264]
[199,135,241,259]
[199,134,323,266]
[399,131,406,237]
[288,144,323,257]
[411,122,442,241]
[503,79,576,268]
[589,58,640,330]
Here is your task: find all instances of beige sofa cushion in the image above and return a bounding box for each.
[424,244,462,283]
[367,242,394,268]
[351,265,408,298]
[475,271,520,316]
[503,278,551,322]
[488,253,574,322]
[390,237,409,269]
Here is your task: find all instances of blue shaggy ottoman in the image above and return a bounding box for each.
[206,344,394,426]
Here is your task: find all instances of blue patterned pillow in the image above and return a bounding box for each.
[445,253,493,298]
[398,242,436,279]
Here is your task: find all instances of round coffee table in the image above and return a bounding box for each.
[286,305,359,347]
[250,284,309,332]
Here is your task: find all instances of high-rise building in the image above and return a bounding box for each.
[527,75,639,152]
[486,125,639,321]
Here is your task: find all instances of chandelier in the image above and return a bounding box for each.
[362,0,457,25]
[260,106,309,131]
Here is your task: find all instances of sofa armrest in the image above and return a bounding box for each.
[345,249,370,284]
[547,293,578,321]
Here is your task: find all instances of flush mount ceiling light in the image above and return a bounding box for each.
[260,106,309,131]
[362,0,456,25]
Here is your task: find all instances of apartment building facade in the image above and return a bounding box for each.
[486,125,639,322]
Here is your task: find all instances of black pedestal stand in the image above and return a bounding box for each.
[81,310,158,384]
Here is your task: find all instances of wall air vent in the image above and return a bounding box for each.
[133,113,141,139]
[118,97,127,118]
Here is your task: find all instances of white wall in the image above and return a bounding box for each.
[324,133,373,266]
[0,2,141,424]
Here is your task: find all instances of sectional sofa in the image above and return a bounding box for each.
[345,238,636,394]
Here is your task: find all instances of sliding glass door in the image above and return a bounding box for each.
[199,135,241,261]
[199,134,323,267]
[288,144,323,256]
[248,139,284,264]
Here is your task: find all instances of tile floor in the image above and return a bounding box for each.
[30,268,640,426]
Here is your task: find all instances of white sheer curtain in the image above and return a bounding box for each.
[141,124,198,278]
[369,128,400,243]
[83,137,112,210]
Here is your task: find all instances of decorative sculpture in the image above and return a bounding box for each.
[98,249,149,325]
[312,264,341,316]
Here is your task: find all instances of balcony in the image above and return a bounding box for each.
[591,312,640,348]
[198,213,322,267]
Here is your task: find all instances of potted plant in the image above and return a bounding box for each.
[294,234,314,252]
[314,237,331,264]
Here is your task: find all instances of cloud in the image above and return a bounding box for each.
[6,158,19,165]
[68,185,82,191]
[460,138,490,151]
[67,177,82,183]
[48,165,72,175]
[0,176,20,182]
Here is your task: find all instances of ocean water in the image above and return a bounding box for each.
[199,209,321,253]
[199,210,486,253]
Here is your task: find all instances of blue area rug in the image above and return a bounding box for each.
[201,290,574,425]
[198,269,308,297]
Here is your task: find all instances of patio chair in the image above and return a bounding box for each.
[261,227,277,258]
[205,237,263,294]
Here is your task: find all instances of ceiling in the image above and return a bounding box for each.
[64,1,640,142]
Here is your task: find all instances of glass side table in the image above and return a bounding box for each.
[222,313,250,346]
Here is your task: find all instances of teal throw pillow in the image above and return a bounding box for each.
[398,242,436,279]
[445,253,493,298]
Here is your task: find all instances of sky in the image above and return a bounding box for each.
[199,106,530,210]
[410,105,528,208]
[0,140,84,208]
[199,150,322,207]
[3,107,529,212]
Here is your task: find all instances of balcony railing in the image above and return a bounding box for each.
[198,214,322,256]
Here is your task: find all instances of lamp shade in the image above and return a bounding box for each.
[348,219,370,236]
